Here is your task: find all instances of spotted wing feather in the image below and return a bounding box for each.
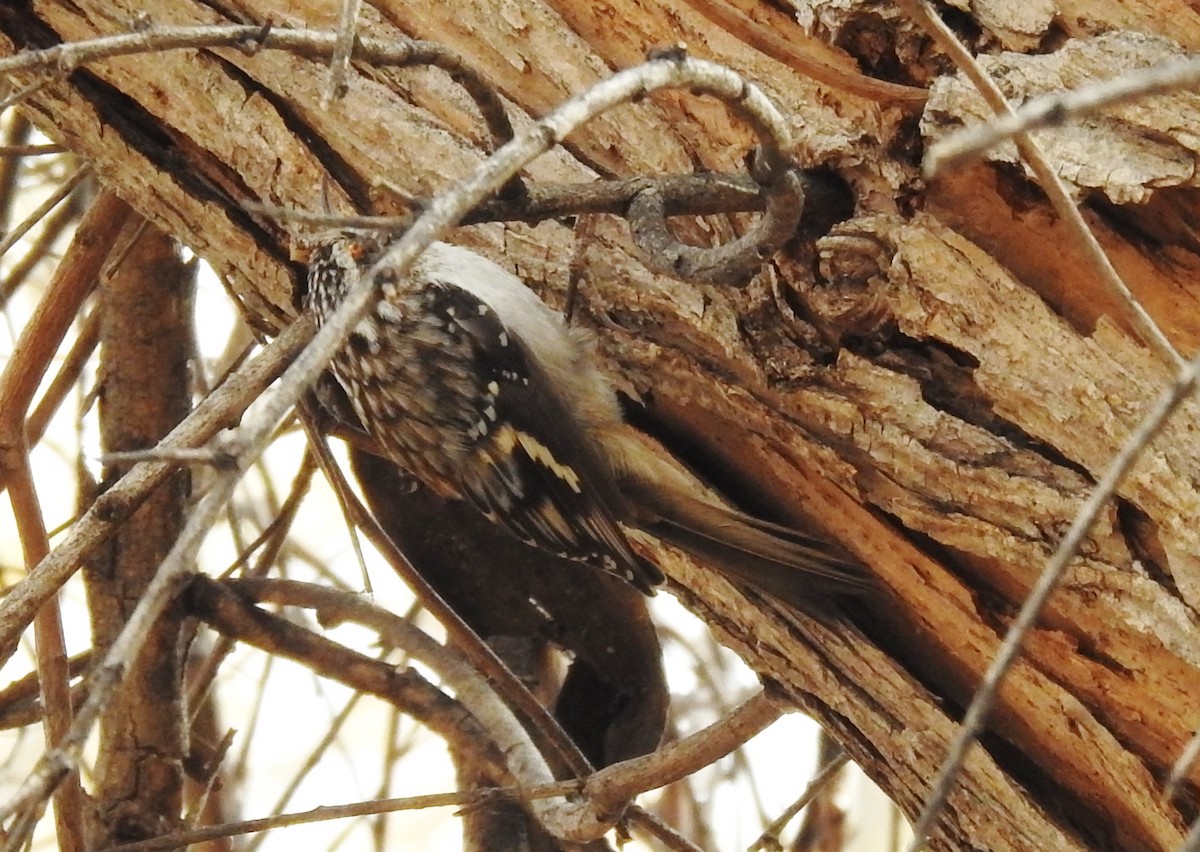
[426,283,662,592]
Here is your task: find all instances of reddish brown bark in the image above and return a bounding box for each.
[4,1,1200,848]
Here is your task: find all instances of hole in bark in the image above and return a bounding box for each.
[1115,499,1176,592]
[869,336,1093,480]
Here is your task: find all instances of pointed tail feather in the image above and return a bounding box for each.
[655,497,866,592]
[622,467,870,613]
[603,429,870,612]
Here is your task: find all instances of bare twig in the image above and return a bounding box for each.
[926,53,1200,175]
[0,188,84,312]
[5,489,242,849]
[750,752,850,852]
[0,652,92,729]
[900,0,1181,369]
[626,168,802,285]
[258,170,849,231]
[0,24,375,74]
[184,453,317,715]
[0,112,32,235]
[297,417,373,593]
[0,143,66,157]
[0,192,127,441]
[623,805,704,852]
[0,200,133,783]
[241,677,368,852]
[906,347,1200,850]
[583,690,785,812]
[25,309,99,447]
[0,78,50,112]
[1180,811,1200,852]
[0,25,514,156]
[100,783,579,852]
[1164,729,1200,804]
[97,447,237,467]
[203,578,576,831]
[0,316,312,668]
[0,166,88,263]
[323,0,362,106]
[233,578,787,842]
[7,454,85,852]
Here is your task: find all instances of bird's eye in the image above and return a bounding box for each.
[346,238,372,263]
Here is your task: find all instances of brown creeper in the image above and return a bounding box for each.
[305,233,869,608]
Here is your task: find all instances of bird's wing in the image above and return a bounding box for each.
[425,281,662,592]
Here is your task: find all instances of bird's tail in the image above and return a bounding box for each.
[610,435,871,615]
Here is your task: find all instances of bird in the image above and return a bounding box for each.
[303,232,870,612]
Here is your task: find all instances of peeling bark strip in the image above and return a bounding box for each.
[3,0,1200,848]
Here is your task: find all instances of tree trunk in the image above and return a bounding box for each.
[5,1,1200,849]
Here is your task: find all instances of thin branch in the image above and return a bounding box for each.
[185,453,317,716]
[1180,811,1200,852]
[241,677,367,852]
[6,453,85,852]
[0,78,50,113]
[0,143,66,157]
[900,0,1182,369]
[100,782,581,852]
[626,167,803,285]
[183,575,515,767]
[96,447,237,467]
[0,316,312,668]
[0,187,83,312]
[583,690,785,812]
[323,0,362,106]
[749,752,850,852]
[0,192,129,451]
[623,806,704,852]
[5,495,220,851]
[0,112,31,233]
[905,347,1200,850]
[926,52,1200,175]
[180,722,236,849]
[259,170,849,230]
[25,308,99,446]
[235,579,787,842]
[1164,729,1200,804]
[226,578,586,838]
[0,651,91,729]
[0,166,88,260]
[370,705,406,851]
[0,24,384,74]
[0,25,514,155]
[297,418,373,594]
[0,197,133,793]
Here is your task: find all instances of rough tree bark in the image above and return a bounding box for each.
[4,0,1200,849]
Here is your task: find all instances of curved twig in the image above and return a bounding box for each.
[0,24,515,156]
[0,56,799,845]
[627,167,804,285]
